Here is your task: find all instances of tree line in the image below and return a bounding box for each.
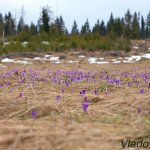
[0,6,150,40]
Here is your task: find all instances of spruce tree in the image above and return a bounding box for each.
[30,22,37,35]
[114,18,123,37]
[92,19,100,34]
[38,5,52,33]
[140,16,145,39]
[71,20,79,34]
[107,13,114,34]
[0,13,4,37]
[81,19,91,34]
[17,6,25,34]
[4,12,16,36]
[123,9,132,39]
[55,16,66,35]
[99,20,106,36]
[132,12,140,39]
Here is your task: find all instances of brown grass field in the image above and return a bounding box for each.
[0,51,150,150]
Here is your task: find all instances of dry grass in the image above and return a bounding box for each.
[0,55,150,150]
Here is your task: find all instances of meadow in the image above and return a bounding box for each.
[0,51,150,150]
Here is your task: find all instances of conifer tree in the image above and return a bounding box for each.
[0,13,4,37]
[114,18,123,37]
[92,19,100,34]
[140,16,145,39]
[38,5,52,33]
[17,6,25,34]
[107,13,114,34]
[132,12,140,39]
[99,20,106,36]
[123,9,132,39]
[4,12,16,36]
[71,20,79,34]
[81,19,91,34]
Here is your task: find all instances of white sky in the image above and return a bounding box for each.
[1,0,150,32]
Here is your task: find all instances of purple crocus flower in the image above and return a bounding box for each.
[62,89,64,94]
[85,97,88,102]
[82,102,89,112]
[25,97,27,103]
[32,81,35,87]
[81,89,86,95]
[19,81,22,86]
[149,83,150,88]
[95,90,98,95]
[105,91,109,95]
[57,95,61,102]
[20,93,22,98]
[44,77,46,83]
[138,107,141,116]
[32,110,36,120]
[6,82,9,86]
[140,89,144,94]
[12,87,14,92]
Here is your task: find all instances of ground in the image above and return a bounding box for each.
[0,50,150,150]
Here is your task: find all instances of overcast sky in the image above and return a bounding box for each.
[1,0,150,32]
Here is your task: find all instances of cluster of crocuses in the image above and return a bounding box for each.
[0,67,150,118]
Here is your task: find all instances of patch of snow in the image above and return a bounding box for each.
[99,58,104,60]
[51,61,60,64]
[133,46,139,50]
[45,55,52,58]
[73,52,79,54]
[33,57,43,60]
[21,41,28,47]
[1,58,15,63]
[0,64,6,67]
[113,61,121,64]
[68,60,79,63]
[1,58,31,64]
[123,60,134,63]
[24,58,31,60]
[118,58,122,60]
[88,57,98,64]
[79,55,85,58]
[49,57,59,61]
[3,42,10,46]
[142,53,150,59]
[112,59,117,62]
[95,61,109,64]
[14,61,32,64]
[59,43,63,46]
[43,41,50,45]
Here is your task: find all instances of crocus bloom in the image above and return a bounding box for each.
[149,83,150,88]
[32,81,35,87]
[95,90,98,95]
[12,87,14,92]
[32,110,36,120]
[82,103,89,112]
[85,97,88,102]
[138,107,141,116]
[140,89,144,94]
[62,89,64,94]
[105,91,109,95]
[44,77,46,83]
[19,81,22,86]
[57,95,61,102]
[20,93,22,98]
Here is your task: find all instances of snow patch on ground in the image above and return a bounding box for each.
[49,57,59,61]
[1,58,32,64]
[79,55,85,58]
